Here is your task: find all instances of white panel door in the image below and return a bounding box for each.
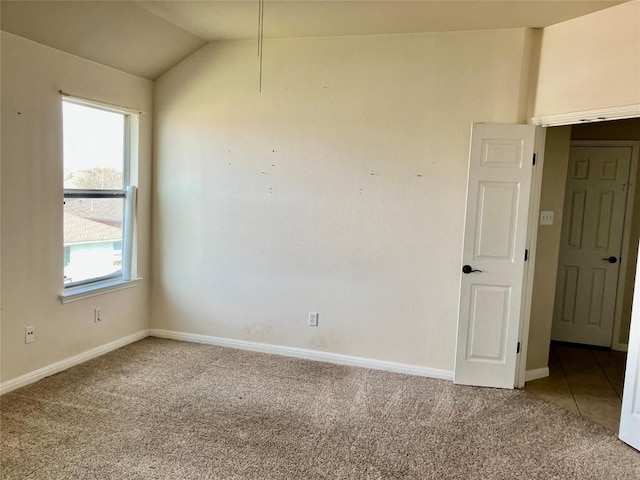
[620,242,640,451]
[455,123,536,389]
[552,146,632,346]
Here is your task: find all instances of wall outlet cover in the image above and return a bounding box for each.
[25,326,35,344]
[540,211,554,226]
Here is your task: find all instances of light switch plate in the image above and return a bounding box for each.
[540,211,554,226]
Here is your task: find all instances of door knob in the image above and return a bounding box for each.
[462,265,482,274]
[602,256,618,264]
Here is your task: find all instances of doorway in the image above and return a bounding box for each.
[525,118,640,432]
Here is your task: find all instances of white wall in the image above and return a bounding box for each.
[152,29,535,370]
[533,0,640,116]
[0,33,153,383]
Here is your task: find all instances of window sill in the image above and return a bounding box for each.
[60,278,142,304]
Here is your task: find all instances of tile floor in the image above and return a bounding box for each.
[525,342,627,432]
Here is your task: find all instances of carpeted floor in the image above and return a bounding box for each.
[1,338,639,479]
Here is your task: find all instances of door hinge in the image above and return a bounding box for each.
[517,341,521,354]
[532,153,537,166]
[525,249,529,262]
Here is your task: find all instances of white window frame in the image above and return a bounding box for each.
[60,95,139,302]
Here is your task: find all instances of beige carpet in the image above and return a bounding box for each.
[1,338,639,479]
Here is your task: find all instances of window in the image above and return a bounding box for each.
[62,98,137,289]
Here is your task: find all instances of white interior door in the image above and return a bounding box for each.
[455,123,536,389]
[552,146,632,346]
[619,242,640,451]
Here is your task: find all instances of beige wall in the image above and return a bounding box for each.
[571,119,640,345]
[0,33,153,383]
[533,0,640,117]
[3,2,636,385]
[526,127,571,370]
[152,29,535,370]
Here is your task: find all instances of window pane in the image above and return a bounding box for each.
[64,198,124,285]
[63,102,125,190]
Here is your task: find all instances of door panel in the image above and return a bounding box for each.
[552,146,632,346]
[600,158,619,180]
[467,285,511,362]
[595,191,614,249]
[572,157,589,179]
[587,268,606,327]
[476,182,519,260]
[480,139,524,167]
[455,123,536,389]
[560,266,579,324]
[567,190,586,248]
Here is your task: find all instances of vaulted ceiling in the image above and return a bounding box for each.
[0,0,627,79]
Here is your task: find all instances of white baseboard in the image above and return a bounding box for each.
[0,327,555,393]
[149,329,454,381]
[613,343,628,353]
[525,367,550,382]
[0,329,149,396]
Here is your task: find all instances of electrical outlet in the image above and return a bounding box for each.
[25,326,35,344]
[308,312,319,327]
[94,308,101,323]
